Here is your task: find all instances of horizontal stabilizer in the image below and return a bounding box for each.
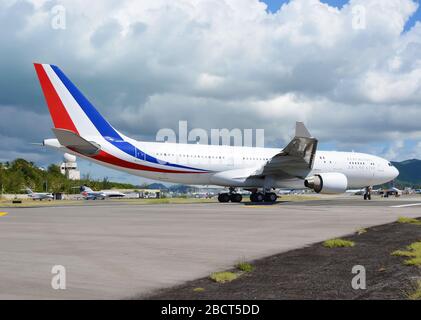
[52,128,101,156]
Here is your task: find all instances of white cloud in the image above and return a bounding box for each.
[0,0,421,177]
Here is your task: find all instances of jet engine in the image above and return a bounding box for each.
[304,172,348,194]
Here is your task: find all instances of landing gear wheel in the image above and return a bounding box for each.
[363,186,372,200]
[364,193,372,200]
[250,192,264,203]
[230,193,243,203]
[218,193,230,203]
[264,192,277,202]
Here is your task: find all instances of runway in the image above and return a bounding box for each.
[0,198,420,299]
[280,198,421,207]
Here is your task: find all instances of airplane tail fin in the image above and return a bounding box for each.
[33,63,123,141]
[24,187,33,194]
[80,185,93,193]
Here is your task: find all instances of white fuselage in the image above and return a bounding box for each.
[57,139,398,189]
[28,192,54,200]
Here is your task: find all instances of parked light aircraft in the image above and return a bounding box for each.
[80,185,126,200]
[33,64,399,203]
[24,187,54,201]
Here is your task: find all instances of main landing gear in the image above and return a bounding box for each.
[363,186,372,200]
[218,187,243,203]
[250,192,277,203]
[217,188,278,203]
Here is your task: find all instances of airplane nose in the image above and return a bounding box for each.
[392,166,399,179]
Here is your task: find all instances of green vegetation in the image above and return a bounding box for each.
[323,238,355,248]
[397,217,421,226]
[210,272,238,283]
[193,287,205,292]
[406,280,421,300]
[391,250,416,257]
[391,241,421,267]
[0,159,136,194]
[208,261,254,285]
[236,261,254,273]
[117,198,216,204]
[405,257,421,266]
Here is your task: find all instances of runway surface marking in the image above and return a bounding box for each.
[389,203,421,208]
[0,212,8,216]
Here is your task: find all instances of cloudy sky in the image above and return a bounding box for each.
[1,0,421,184]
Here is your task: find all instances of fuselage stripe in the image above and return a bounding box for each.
[84,149,208,174]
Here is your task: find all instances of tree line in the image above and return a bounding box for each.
[0,159,138,194]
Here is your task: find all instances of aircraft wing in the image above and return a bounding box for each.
[52,128,101,156]
[254,122,318,179]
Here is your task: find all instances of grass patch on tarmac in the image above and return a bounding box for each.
[392,241,421,267]
[210,272,239,283]
[356,227,367,235]
[236,261,254,273]
[114,198,216,205]
[0,199,81,208]
[407,280,421,300]
[209,261,254,285]
[323,238,355,248]
[277,195,321,202]
[397,217,421,226]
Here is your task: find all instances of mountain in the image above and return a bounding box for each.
[146,183,169,190]
[145,183,197,193]
[169,184,197,193]
[391,159,421,187]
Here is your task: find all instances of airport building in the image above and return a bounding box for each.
[59,153,80,180]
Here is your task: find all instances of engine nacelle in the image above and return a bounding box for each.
[304,172,348,194]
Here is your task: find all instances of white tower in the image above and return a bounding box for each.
[60,153,81,180]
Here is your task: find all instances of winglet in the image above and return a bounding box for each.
[295,122,312,138]
[279,122,318,171]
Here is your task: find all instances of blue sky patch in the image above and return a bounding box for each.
[260,0,421,32]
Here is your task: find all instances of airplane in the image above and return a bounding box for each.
[79,185,126,200]
[33,63,399,203]
[24,187,54,201]
[379,186,402,198]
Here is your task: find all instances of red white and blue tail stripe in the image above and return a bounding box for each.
[34,63,208,174]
